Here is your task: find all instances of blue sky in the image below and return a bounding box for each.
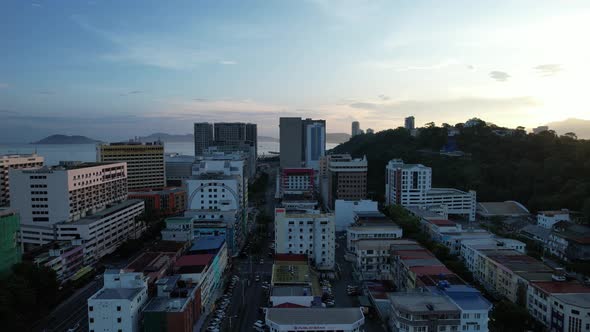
[1,0,589,142]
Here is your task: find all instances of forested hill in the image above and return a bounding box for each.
[332,123,590,221]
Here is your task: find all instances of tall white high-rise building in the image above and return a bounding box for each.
[0,154,44,206]
[88,270,149,332]
[184,154,247,255]
[274,208,335,270]
[385,159,476,221]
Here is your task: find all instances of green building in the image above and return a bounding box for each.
[0,208,21,276]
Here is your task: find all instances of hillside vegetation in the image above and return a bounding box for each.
[332,122,590,221]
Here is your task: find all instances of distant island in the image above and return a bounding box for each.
[131,132,352,144]
[32,135,102,144]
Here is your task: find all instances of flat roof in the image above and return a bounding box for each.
[388,292,459,313]
[190,236,225,251]
[143,296,190,313]
[175,254,214,268]
[554,293,590,308]
[272,263,311,284]
[266,307,364,325]
[0,208,17,217]
[429,219,456,226]
[532,281,590,294]
[477,201,530,216]
[356,239,403,250]
[93,287,143,300]
[67,199,143,225]
[432,286,492,311]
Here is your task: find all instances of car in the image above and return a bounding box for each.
[259,258,264,264]
[255,275,260,281]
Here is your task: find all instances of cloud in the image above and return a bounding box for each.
[192,98,208,102]
[37,90,55,95]
[120,90,143,96]
[70,14,217,69]
[219,60,237,65]
[349,102,379,110]
[31,3,42,7]
[534,64,563,76]
[0,83,8,89]
[489,71,510,82]
[378,94,390,101]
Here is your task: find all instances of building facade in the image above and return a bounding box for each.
[274,208,335,270]
[88,270,149,332]
[265,308,365,332]
[0,208,21,275]
[184,157,247,255]
[537,210,570,229]
[97,142,165,190]
[164,154,195,187]
[194,123,214,156]
[303,119,326,171]
[280,168,315,196]
[334,199,379,231]
[351,121,361,137]
[0,153,44,206]
[404,116,415,130]
[10,162,128,248]
[385,159,476,221]
[128,187,186,217]
[33,240,84,282]
[279,117,304,168]
[323,154,368,209]
[388,292,461,332]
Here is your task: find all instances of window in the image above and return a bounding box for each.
[89,306,93,311]
[117,306,121,311]
[117,317,122,323]
[89,318,94,323]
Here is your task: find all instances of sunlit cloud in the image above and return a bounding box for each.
[219,60,237,65]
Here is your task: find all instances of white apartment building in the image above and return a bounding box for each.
[385,159,476,221]
[346,223,403,253]
[185,156,247,255]
[334,199,378,231]
[88,270,149,332]
[274,208,335,270]
[537,210,570,229]
[527,281,590,331]
[97,141,165,190]
[55,199,145,264]
[460,237,526,280]
[10,162,128,248]
[0,153,44,206]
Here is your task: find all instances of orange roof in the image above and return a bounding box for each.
[532,281,590,294]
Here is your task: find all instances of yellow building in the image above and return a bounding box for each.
[98,142,165,190]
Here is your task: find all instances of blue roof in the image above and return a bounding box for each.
[428,285,492,311]
[190,236,225,251]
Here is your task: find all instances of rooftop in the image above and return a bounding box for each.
[174,254,214,268]
[520,225,552,241]
[92,287,143,300]
[428,219,457,226]
[190,236,225,252]
[143,296,190,313]
[266,307,364,325]
[539,210,569,216]
[272,263,311,285]
[430,285,492,311]
[553,293,590,308]
[66,199,143,225]
[532,281,590,294]
[388,292,459,313]
[356,239,403,250]
[477,201,530,216]
[0,208,17,218]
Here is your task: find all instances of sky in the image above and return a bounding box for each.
[1,0,589,142]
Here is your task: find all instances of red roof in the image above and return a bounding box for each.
[274,302,307,308]
[533,281,590,294]
[274,254,307,262]
[410,265,452,276]
[429,219,456,226]
[174,254,214,267]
